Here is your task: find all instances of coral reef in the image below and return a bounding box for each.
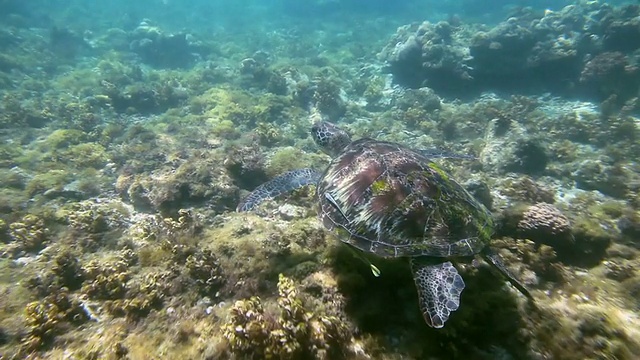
[102,271,165,319]
[129,20,198,68]
[223,142,269,191]
[121,153,239,215]
[573,159,632,199]
[580,51,639,101]
[1,1,640,359]
[530,298,640,359]
[500,176,556,204]
[65,199,130,236]
[21,288,89,353]
[51,250,85,290]
[380,2,640,100]
[185,249,225,297]
[223,274,353,359]
[516,203,573,248]
[5,214,49,256]
[81,259,131,301]
[312,76,347,119]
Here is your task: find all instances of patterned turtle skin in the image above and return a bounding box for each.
[237,121,533,328]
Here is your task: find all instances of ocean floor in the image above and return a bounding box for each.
[1,1,640,359]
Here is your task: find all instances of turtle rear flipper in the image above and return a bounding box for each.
[481,248,534,301]
[410,258,465,328]
[236,168,321,212]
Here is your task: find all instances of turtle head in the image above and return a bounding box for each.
[311,121,351,157]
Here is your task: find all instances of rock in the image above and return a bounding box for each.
[129,21,195,68]
[391,87,441,112]
[276,204,307,221]
[503,139,549,175]
[602,6,640,52]
[603,260,635,281]
[618,214,640,239]
[579,51,639,101]
[501,176,555,204]
[379,1,640,98]
[43,179,92,200]
[517,203,572,248]
[572,159,629,198]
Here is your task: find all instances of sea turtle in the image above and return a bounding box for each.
[237,121,532,328]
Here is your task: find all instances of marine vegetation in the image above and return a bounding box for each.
[223,274,352,359]
[238,121,533,329]
[0,1,640,359]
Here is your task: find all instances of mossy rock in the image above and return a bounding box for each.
[570,218,613,267]
[363,76,385,105]
[0,188,29,215]
[62,143,109,169]
[25,170,73,197]
[265,147,316,178]
[0,144,23,167]
[208,118,240,139]
[190,87,263,126]
[535,303,640,359]
[0,169,28,190]
[40,129,86,150]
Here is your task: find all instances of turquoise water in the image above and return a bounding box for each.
[1,1,640,359]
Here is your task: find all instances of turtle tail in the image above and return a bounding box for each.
[236,168,321,212]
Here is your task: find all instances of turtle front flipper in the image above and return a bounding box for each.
[410,257,465,328]
[236,168,321,212]
[418,148,477,160]
[481,247,534,300]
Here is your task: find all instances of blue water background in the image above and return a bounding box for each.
[3,0,609,34]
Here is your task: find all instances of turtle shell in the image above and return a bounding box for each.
[316,138,494,259]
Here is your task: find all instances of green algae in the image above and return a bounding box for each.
[371,178,391,196]
[0,143,23,167]
[223,273,353,359]
[24,170,72,197]
[58,143,109,169]
[40,129,86,150]
[265,147,317,178]
[0,3,639,359]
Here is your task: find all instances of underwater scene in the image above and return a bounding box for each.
[1,0,640,358]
